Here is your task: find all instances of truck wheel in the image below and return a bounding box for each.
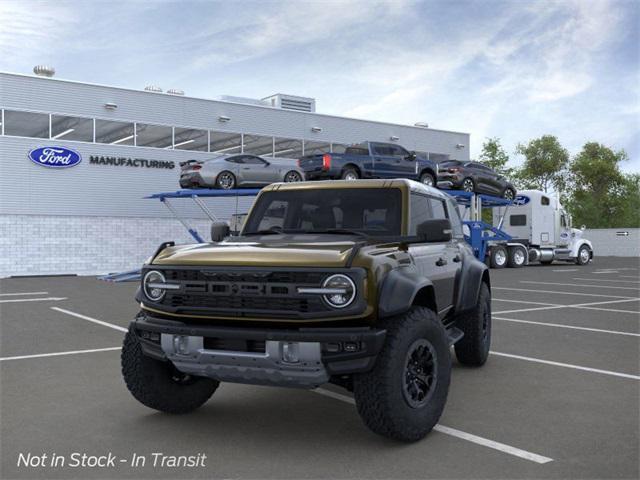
[419,172,435,187]
[454,283,491,366]
[507,246,526,268]
[121,328,219,414]
[489,245,507,268]
[341,168,359,180]
[576,245,591,265]
[353,307,451,442]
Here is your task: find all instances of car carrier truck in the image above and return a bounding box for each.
[489,189,593,267]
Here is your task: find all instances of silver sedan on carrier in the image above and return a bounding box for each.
[179,154,305,189]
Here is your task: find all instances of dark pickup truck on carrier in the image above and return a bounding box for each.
[298,141,439,187]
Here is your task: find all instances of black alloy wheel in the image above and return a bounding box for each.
[402,339,438,408]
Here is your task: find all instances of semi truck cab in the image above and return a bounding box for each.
[493,190,593,265]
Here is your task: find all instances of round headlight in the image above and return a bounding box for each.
[143,270,166,302]
[322,274,356,308]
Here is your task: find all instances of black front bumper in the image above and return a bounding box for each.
[133,313,386,376]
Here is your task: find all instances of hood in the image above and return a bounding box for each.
[152,237,357,268]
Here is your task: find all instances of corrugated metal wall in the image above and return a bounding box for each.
[584,228,640,257]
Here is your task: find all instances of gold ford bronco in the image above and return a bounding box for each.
[122,179,491,441]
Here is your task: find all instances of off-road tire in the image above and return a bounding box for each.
[121,328,219,414]
[454,283,491,366]
[507,245,526,268]
[341,167,359,180]
[353,307,451,442]
[489,245,508,269]
[576,245,591,265]
[419,172,435,187]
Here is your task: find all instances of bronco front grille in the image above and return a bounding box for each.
[144,267,366,319]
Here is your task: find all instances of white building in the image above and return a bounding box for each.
[0,70,470,277]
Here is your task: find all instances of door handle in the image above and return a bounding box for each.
[453,255,461,263]
[436,257,447,267]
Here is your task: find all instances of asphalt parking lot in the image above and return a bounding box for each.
[1,256,638,479]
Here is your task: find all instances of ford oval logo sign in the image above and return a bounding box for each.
[513,195,530,206]
[28,146,82,168]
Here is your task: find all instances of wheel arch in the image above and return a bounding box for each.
[342,163,361,176]
[378,268,437,318]
[454,256,490,314]
[419,167,437,180]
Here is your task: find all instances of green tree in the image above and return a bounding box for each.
[516,135,569,193]
[479,137,512,176]
[565,142,638,228]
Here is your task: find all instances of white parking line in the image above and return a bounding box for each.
[494,298,640,315]
[490,351,640,380]
[494,316,640,337]
[0,297,67,304]
[520,281,640,291]
[493,287,637,299]
[51,307,128,333]
[573,277,640,284]
[313,388,553,464]
[0,291,49,296]
[493,298,563,306]
[0,347,121,362]
[620,275,640,279]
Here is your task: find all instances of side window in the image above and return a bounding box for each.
[243,156,266,165]
[430,198,447,220]
[390,145,409,158]
[226,156,243,164]
[561,214,567,227]
[510,215,527,226]
[446,199,464,238]
[541,196,550,206]
[409,194,432,234]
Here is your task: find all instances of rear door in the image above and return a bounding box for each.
[408,193,459,314]
[371,143,396,178]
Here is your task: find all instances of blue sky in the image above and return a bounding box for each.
[1,0,638,171]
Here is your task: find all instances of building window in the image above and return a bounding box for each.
[303,140,331,155]
[135,123,173,148]
[3,110,49,138]
[243,134,273,156]
[50,114,93,142]
[210,131,242,154]
[274,137,303,158]
[173,127,208,151]
[95,119,135,145]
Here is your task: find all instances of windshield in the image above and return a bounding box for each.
[242,188,402,236]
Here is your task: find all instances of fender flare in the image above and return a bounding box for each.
[378,267,437,318]
[455,256,490,313]
[570,238,593,258]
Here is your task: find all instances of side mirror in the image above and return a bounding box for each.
[407,151,417,161]
[211,222,230,242]
[581,224,586,231]
[417,219,452,243]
